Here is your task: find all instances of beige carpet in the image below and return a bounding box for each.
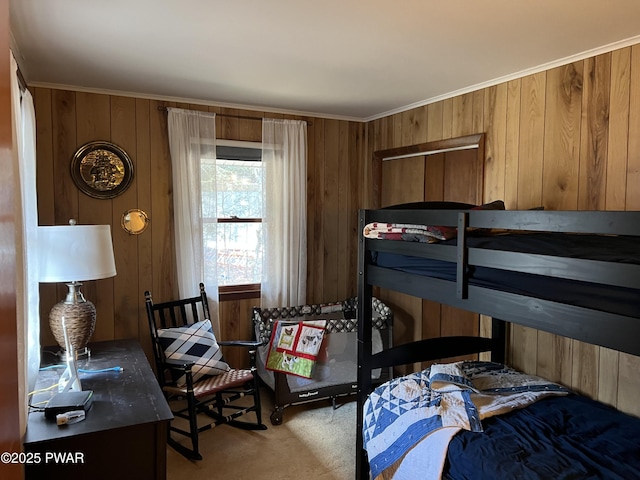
[166,391,356,480]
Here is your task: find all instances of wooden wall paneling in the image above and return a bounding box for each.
[370,120,384,208]
[34,88,58,348]
[540,61,584,386]
[627,44,640,210]
[492,79,522,361]
[509,72,545,374]
[439,303,479,365]
[110,95,139,341]
[322,120,340,301]
[413,106,429,144]
[384,115,394,149]
[309,119,325,304]
[543,62,583,210]
[149,100,176,303]
[337,120,351,298]
[400,110,413,146]
[508,324,537,377]
[392,112,403,148]
[306,120,318,303]
[598,347,620,407]
[452,92,475,137]
[616,44,640,413]
[421,299,442,342]
[578,54,611,211]
[34,89,54,224]
[347,122,365,298]
[443,149,483,203]
[218,107,240,139]
[367,119,378,156]
[237,111,263,142]
[305,119,317,302]
[368,118,379,158]
[442,97,454,139]
[479,84,508,360]
[617,353,640,417]
[426,102,444,142]
[504,79,522,209]
[532,331,572,385]
[51,89,78,228]
[572,54,611,398]
[76,92,115,342]
[472,91,485,135]
[571,339,599,398]
[424,152,444,200]
[483,84,507,203]
[362,122,373,208]
[218,297,255,368]
[135,98,153,358]
[516,72,546,209]
[380,156,426,206]
[606,47,630,211]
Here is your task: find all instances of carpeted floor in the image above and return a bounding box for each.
[166,390,356,480]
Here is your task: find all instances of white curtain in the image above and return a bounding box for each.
[166,108,219,333]
[11,53,39,429]
[261,119,307,308]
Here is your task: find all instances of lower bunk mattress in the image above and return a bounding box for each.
[444,394,640,479]
[363,361,640,480]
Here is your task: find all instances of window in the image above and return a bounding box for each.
[201,142,263,292]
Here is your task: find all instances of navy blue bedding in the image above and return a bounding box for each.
[443,394,640,480]
[374,232,640,318]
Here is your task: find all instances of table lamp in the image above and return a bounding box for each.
[38,220,117,358]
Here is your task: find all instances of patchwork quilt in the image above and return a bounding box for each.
[362,361,569,480]
[265,319,327,378]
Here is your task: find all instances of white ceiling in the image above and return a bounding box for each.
[10,0,640,121]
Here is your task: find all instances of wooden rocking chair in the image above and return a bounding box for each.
[145,283,267,460]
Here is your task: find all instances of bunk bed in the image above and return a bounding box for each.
[355,206,640,480]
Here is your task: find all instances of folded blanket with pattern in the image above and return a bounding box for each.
[363,222,451,243]
[362,361,569,480]
[363,200,506,243]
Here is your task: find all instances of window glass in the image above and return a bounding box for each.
[214,222,262,286]
[201,150,263,287]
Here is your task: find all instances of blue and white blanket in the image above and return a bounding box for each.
[362,361,569,480]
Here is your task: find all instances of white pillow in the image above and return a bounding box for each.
[157,319,230,386]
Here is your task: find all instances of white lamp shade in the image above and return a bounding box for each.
[39,224,117,283]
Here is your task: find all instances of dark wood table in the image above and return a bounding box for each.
[24,339,173,480]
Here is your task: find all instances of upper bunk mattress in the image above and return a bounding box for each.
[373,232,640,318]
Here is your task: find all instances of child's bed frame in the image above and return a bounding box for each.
[355,207,640,479]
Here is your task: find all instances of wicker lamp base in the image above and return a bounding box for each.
[49,299,96,353]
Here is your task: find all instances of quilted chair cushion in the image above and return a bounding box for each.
[157,319,230,386]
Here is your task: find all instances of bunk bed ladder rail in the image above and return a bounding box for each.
[456,211,469,299]
[356,209,374,480]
